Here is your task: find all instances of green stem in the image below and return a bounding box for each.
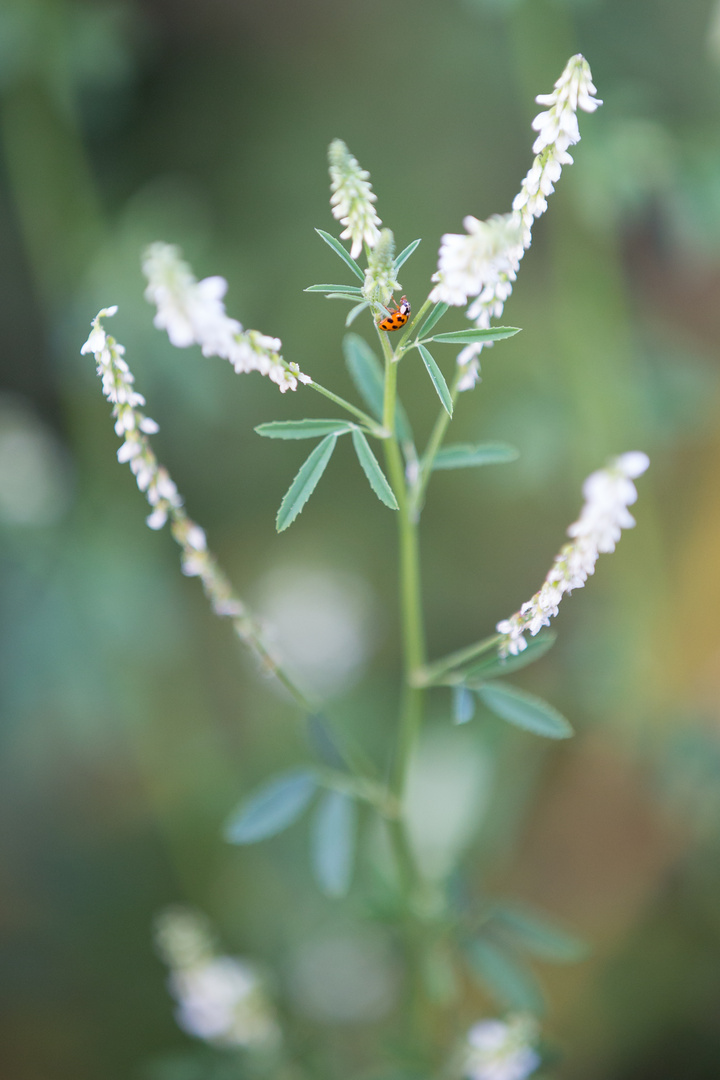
[408,367,464,519]
[377,330,426,803]
[415,633,502,687]
[396,296,433,353]
[308,379,387,436]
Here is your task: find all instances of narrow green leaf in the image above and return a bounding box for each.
[224,769,316,844]
[351,430,398,509]
[343,334,384,418]
[346,302,369,326]
[393,238,421,272]
[416,301,449,339]
[276,434,337,532]
[326,292,370,303]
[256,419,354,440]
[462,632,557,684]
[306,714,349,772]
[304,283,364,294]
[466,938,544,1014]
[452,685,475,725]
[315,229,364,281]
[492,904,589,963]
[476,681,573,739]
[342,335,413,443]
[432,443,519,470]
[429,326,521,344]
[311,789,357,897]
[417,344,453,416]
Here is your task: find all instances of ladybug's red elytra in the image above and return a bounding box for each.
[378,295,411,332]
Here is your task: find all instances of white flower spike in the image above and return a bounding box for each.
[464,1015,540,1080]
[431,54,602,390]
[328,138,382,259]
[496,452,649,658]
[82,307,249,621]
[155,908,280,1049]
[142,243,311,393]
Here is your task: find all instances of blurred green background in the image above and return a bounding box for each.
[2,0,720,1077]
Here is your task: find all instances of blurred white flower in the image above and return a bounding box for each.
[0,395,73,525]
[328,138,382,259]
[430,54,601,390]
[142,243,310,393]
[288,930,399,1023]
[155,907,280,1049]
[496,452,649,657]
[255,565,378,697]
[464,1016,540,1080]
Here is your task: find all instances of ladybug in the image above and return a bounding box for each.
[378,295,411,332]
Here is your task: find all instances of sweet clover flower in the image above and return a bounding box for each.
[82,307,251,621]
[328,138,382,259]
[430,54,602,390]
[463,1016,540,1080]
[496,452,649,658]
[155,908,280,1049]
[142,243,310,393]
[363,228,400,306]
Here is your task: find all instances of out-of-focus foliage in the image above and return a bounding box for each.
[2,0,720,1078]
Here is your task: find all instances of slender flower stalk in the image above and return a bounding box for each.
[81,307,311,704]
[328,138,382,258]
[142,243,311,393]
[430,54,602,390]
[496,452,649,658]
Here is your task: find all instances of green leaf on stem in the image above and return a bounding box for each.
[393,238,421,272]
[351,429,398,509]
[476,681,573,739]
[256,419,354,439]
[326,292,370,303]
[346,302,369,326]
[311,789,357,897]
[342,335,413,443]
[432,442,519,470]
[416,301,449,339]
[417,344,453,416]
[429,326,521,344]
[304,283,364,294]
[466,938,544,1014]
[491,903,589,963]
[276,434,337,532]
[452,685,476,725]
[461,632,557,683]
[224,769,317,844]
[315,229,364,281]
[306,714,349,772]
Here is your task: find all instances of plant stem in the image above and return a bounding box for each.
[308,379,387,436]
[377,330,426,803]
[415,633,502,686]
[409,367,464,519]
[396,296,433,352]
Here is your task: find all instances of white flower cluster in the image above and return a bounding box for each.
[496,452,649,658]
[430,54,602,391]
[81,307,182,531]
[328,138,382,259]
[142,243,310,393]
[363,228,400,306]
[155,907,280,1050]
[82,307,247,621]
[463,1016,540,1080]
